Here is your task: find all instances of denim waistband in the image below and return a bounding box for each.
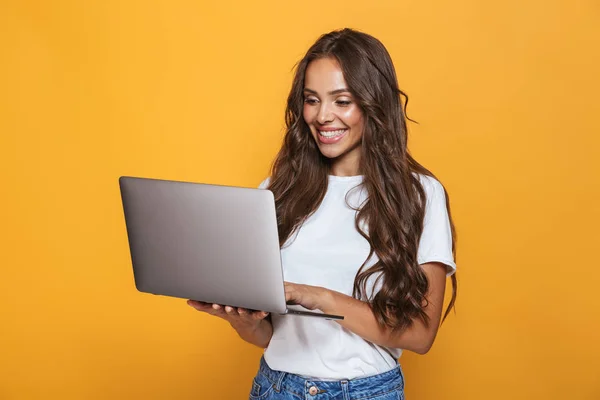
[257,356,404,399]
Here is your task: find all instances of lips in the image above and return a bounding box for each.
[317,128,348,144]
[318,129,347,138]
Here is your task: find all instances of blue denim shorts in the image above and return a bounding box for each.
[249,356,405,400]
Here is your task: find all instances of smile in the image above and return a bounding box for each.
[318,129,347,138]
[317,129,348,144]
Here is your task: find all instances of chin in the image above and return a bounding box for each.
[316,145,345,159]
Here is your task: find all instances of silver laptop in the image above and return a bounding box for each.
[119,176,343,320]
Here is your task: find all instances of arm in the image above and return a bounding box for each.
[187,301,273,349]
[285,261,448,354]
[235,316,273,348]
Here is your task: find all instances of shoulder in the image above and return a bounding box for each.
[413,173,445,201]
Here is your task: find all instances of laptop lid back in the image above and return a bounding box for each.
[119,176,287,313]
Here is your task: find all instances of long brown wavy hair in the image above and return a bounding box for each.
[266,28,457,332]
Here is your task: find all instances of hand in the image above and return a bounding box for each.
[284,282,334,311]
[187,300,270,333]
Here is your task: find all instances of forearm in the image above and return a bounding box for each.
[320,290,437,354]
[234,319,273,349]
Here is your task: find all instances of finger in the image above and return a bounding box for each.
[211,304,231,317]
[187,300,211,311]
[285,289,297,302]
[189,302,227,318]
[252,311,270,320]
[208,306,227,318]
[224,306,238,315]
[239,308,266,321]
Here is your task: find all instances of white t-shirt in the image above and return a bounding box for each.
[258,173,456,380]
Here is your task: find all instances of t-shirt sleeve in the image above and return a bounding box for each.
[417,176,457,276]
[258,177,271,189]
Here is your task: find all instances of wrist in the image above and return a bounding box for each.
[319,287,337,313]
[235,319,272,348]
[232,318,264,335]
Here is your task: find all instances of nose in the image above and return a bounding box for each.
[317,103,334,124]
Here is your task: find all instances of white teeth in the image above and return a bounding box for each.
[318,129,346,138]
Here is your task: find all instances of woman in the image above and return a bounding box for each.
[188,28,458,399]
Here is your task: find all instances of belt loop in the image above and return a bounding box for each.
[341,380,350,400]
[274,371,286,392]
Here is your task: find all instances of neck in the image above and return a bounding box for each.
[329,147,361,177]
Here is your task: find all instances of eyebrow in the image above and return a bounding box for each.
[303,88,351,95]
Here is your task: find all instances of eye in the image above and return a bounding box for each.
[336,100,351,106]
[304,97,319,105]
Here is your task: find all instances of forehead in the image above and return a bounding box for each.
[304,57,348,92]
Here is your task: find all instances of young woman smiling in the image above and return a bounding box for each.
[188,28,458,400]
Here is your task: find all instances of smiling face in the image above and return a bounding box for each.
[302,57,365,176]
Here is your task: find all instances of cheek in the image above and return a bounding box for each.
[341,107,365,133]
[303,105,316,125]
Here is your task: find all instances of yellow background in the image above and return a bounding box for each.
[1,0,599,399]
